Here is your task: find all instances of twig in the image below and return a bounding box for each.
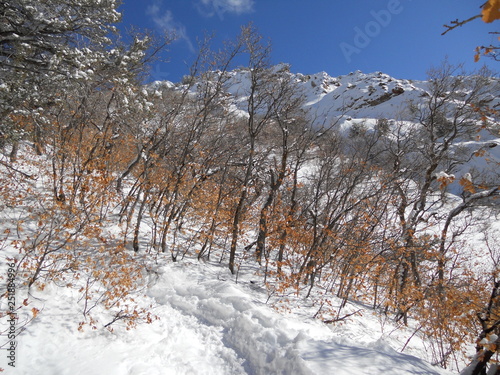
[0,159,36,179]
[323,309,362,324]
[401,325,422,352]
[442,14,482,36]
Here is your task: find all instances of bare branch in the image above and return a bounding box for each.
[442,14,482,35]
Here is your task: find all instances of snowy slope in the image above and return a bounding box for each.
[220,67,500,190]
[2,68,499,374]
[4,259,454,375]
[222,68,428,124]
[221,67,499,126]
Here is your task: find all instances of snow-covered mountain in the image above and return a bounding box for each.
[187,68,429,121]
[280,69,428,119]
[164,66,499,134]
[187,67,500,193]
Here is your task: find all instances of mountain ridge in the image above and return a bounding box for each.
[153,66,500,127]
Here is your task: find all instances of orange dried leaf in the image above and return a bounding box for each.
[459,177,476,194]
[474,149,486,157]
[482,0,500,23]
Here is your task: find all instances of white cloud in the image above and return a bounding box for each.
[196,0,254,18]
[146,3,195,53]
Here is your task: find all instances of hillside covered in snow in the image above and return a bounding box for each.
[1,63,499,374]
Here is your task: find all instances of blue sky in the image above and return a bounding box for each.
[118,0,499,82]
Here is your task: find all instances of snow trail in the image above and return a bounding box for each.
[6,259,455,375]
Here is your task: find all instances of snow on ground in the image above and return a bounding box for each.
[2,257,455,375]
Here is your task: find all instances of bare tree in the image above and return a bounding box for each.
[227,24,280,274]
[372,62,500,323]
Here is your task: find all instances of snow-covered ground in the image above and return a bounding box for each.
[2,256,455,375]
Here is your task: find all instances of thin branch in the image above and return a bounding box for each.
[0,159,36,179]
[323,309,362,324]
[442,14,482,36]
